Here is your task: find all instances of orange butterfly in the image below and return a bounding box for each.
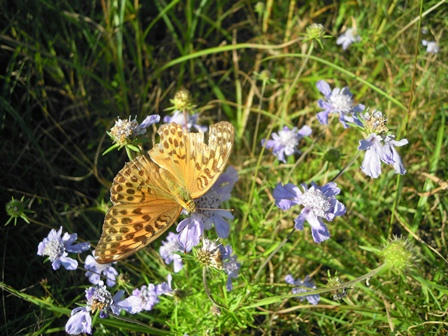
[95,121,234,263]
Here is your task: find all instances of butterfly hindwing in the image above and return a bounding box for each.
[110,154,176,204]
[95,200,182,263]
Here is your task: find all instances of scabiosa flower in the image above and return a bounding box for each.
[177,166,238,252]
[163,110,207,132]
[316,80,364,128]
[159,232,183,273]
[37,227,90,271]
[85,254,118,287]
[65,307,92,335]
[195,239,223,269]
[285,274,320,305]
[273,182,346,243]
[261,126,312,163]
[336,28,361,50]
[118,275,172,314]
[358,134,408,178]
[422,40,440,54]
[219,245,241,291]
[109,114,160,146]
[65,282,124,335]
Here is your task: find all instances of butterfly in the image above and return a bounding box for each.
[95,121,234,263]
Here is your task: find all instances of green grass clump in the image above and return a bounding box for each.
[1,0,447,335]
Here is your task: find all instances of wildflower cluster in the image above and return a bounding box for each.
[315,80,408,179]
[36,107,242,334]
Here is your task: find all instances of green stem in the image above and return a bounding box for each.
[202,267,227,309]
[281,43,314,123]
[245,264,388,309]
[330,151,361,183]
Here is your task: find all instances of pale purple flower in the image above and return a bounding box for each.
[163,110,207,132]
[422,40,440,54]
[358,134,408,178]
[273,182,345,243]
[219,245,240,291]
[37,226,90,271]
[85,254,118,287]
[65,282,123,335]
[261,126,312,163]
[159,233,183,272]
[156,274,174,296]
[118,284,159,314]
[336,28,361,50]
[285,274,320,305]
[118,275,172,314]
[177,167,238,252]
[316,80,364,128]
[134,114,161,135]
[85,282,124,318]
[65,307,92,335]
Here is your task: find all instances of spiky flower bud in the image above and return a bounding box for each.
[5,196,31,225]
[171,88,194,111]
[380,237,416,275]
[305,23,326,46]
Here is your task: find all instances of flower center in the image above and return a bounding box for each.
[329,92,352,113]
[43,239,65,261]
[301,188,331,218]
[88,286,113,312]
[362,110,388,134]
[110,119,138,144]
[278,130,298,147]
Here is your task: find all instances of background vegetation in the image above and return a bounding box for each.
[1,0,447,335]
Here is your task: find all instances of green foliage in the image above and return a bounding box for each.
[1,0,447,335]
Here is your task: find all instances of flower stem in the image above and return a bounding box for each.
[287,264,387,299]
[125,146,135,161]
[202,267,227,309]
[330,151,361,182]
[254,227,296,281]
[281,43,314,123]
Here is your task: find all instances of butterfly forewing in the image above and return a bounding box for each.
[110,155,175,205]
[150,121,234,199]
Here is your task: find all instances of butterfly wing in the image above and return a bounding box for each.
[95,201,181,263]
[149,121,234,199]
[95,154,182,264]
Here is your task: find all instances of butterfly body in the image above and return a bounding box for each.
[95,121,234,264]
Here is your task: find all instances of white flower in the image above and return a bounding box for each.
[336,28,361,50]
[422,40,439,54]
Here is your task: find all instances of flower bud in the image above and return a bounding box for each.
[380,237,416,275]
[171,88,194,111]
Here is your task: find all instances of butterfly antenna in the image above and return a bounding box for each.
[197,207,234,212]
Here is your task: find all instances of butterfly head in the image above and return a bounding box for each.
[181,199,196,213]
